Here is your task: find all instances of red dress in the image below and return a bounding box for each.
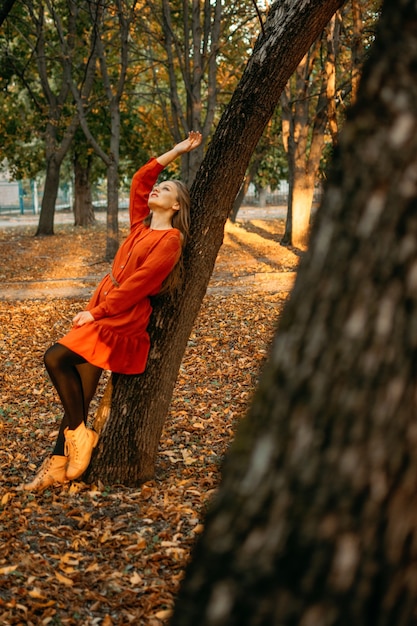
[58,158,182,374]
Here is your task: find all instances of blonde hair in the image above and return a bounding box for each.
[170,180,191,246]
[144,179,191,295]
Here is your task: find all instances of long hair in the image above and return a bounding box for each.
[144,179,191,295]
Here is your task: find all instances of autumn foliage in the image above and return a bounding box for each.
[0,212,297,624]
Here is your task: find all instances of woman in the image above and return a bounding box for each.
[23,131,203,492]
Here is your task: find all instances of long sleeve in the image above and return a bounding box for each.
[129,158,165,228]
[89,233,181,321]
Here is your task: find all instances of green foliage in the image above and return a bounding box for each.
[0,0,380,201]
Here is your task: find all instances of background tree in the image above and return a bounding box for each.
[86,0,346,486]
[0,70,43,181]
[0,0,98,235]
[280,0,380,249]
[134,0,261,184]
[169,0,417,622]
[281,12,343,249]
[52,0,138,259]
[230,111,288,222]
[72,129,96,227]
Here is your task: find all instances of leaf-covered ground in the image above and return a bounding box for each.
[0,212,298,625]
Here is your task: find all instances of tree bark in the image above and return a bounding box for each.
[229,158,261,222]
[86,0,346,486]
[170,1,417,623]
[35,153,61,236]
[291,170,316,249]
[73,153,95,227]
[105,156,120,261]
[350,0,364,103]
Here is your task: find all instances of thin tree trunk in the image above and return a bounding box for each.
[73,154,95,227]
[160,0,221,183]
[170,1,417,623]
[351,0,363,103]
[284,16,339,250]
[230,163,257,223]
[291,171,315,249]
[86,0,346,485]
[281,86,293,245]
[35,156,61,236]
[105,103,121,259]
[105,158,120,261]
[28,2,79,237]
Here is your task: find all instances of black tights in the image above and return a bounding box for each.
[44,343,102,456]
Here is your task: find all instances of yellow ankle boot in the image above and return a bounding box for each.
[64,422,99,481]
[22,455,68,492]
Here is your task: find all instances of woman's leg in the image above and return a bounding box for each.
[44,343,90,430]
[23,344,102,491]
[43,343,102,480]
[51,358,103,456]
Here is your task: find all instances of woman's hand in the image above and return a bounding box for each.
[174,131,203,155]
[73,311,94,327]
[156,131,203,167]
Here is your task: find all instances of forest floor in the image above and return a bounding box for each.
[0,209,299,625]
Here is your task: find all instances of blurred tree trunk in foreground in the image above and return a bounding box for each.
[170,1,417,624]
[87,0,345,485]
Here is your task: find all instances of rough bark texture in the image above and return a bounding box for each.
[73,154,95,227]
[170,1,417,623]
[105,156,120,260]
[87,0,345,485]
[35,154,61,236]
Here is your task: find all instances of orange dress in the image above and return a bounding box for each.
[58,158,182,374]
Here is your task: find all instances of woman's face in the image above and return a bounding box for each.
[148,182,179,212]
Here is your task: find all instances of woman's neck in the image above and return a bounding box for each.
[149,211,174,230]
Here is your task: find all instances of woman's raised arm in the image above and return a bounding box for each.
[156,131,202,167]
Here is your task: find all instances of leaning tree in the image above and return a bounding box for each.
[86,0,346,485]
[169,0,417,623]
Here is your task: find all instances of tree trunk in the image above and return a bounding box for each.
[35,155,61,236]
[291,170,315,249]
[351,0,363,103]
[86,0,346,485]
[73,154,95,227]
[28,3,80,237]
[230,165,256,223]
[281,86,293,245]
[160,0,221,182]
[170,1,417,623]
[283,17,338,250]
[229,179,248,223]
[258,187,267,208]
[105,158,119,261]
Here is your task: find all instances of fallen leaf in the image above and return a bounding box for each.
[55,572,74,587]
[0,565,18,575]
